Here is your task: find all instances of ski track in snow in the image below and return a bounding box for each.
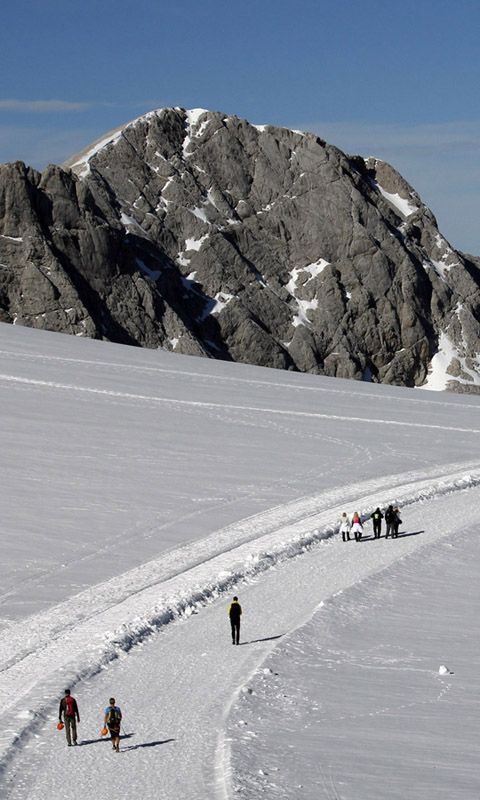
[2,347,480,413]
[1,372,480,433]
[1,461,480,798]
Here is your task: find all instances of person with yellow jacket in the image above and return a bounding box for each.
[228,596,242,645]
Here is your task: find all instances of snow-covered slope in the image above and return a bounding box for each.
[1,323,480,799]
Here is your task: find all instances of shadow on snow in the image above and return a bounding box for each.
[238,634,285,646]
[123,738,175,751]
[78,733,134,746]
[78,733,175,750]
[353,530,424,542]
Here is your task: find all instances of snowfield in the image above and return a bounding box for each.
[0,323,479,799]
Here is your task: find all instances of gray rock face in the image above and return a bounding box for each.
[1,107,480,391]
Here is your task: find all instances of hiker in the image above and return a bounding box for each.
[351,512,363,541]
[228,596,242,645]
[58,689,80,746]
[371,507,384,538]
[385,505,396,538]
[104,697,122,752]
[393,507,402,537]
[339,512,351,542]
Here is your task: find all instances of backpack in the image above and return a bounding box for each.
[107,707,120,727]
[64,696,75,717]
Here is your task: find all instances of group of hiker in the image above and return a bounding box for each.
[57,505,405,751]
[340,505,402,541]
[58,691,122,751]
[58,599,243,750]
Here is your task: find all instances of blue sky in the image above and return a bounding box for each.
[1,0,479,254]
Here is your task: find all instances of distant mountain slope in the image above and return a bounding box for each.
[1,107,480,391]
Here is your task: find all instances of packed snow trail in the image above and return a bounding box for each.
[1,483,479,800]
[1,461,477,678]
[227,522,480,799]
[0,462,478,758]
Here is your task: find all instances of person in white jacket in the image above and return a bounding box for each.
[340,512,351,542]
[350,511,364,541]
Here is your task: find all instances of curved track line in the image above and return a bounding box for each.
[2,348,480,412]
[0,462,479,779]
[1,373,479,433]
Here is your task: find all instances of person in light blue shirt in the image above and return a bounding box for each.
[104,697,122,752]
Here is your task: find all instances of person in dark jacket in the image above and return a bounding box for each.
[385,505,396,538]
[392,507,402,537]
[371,508,384,538]
[58,689,80,746]
[228,596,242,645]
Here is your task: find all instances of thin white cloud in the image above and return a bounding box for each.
[0,99,92,113]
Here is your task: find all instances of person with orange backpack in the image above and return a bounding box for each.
[58,689,80,746]
[104,697,122,752]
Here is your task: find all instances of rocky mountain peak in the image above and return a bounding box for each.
[1,107,480,392]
